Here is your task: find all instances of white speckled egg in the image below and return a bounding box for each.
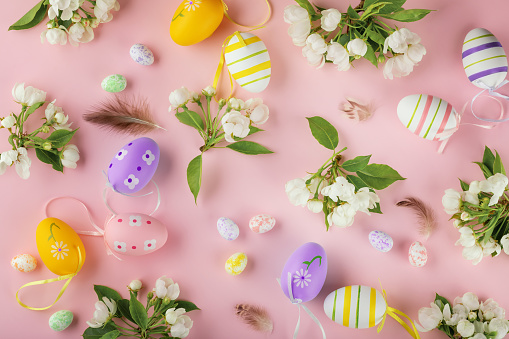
[397,94,458,141]
[409,241,428,267]
[462,28,507,89]
[101,74,127,93]
[49,310,73,331]
[217,217,239,241]
[11,254,37,272]
[225,252,247,276]
[130,43,154,66]
[249,214,275,234]
[368,231,393,252]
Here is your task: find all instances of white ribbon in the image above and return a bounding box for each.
[470,79,509,122]
[102,179,161,216]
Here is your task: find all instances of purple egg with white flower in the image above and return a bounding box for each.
[280,242,327,303]
[107,137,160,194]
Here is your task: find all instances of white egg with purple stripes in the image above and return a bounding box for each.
[323,285,387,329]
[397,94,458,141]
[224,32,271,93]
[462,28,507,89]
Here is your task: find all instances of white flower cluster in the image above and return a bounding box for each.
[285,175,379,228]
[383,28,427,79]
[41,0,120,46]
[417,292,509,339]
[86,296,117,328]
[442,173,509,265]
[155,276,193,338]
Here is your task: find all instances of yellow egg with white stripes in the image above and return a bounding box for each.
[323,285,386,329]
[224,32,271,93]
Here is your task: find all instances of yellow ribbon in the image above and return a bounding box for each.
[16,246,83,311]
[221,0,272,29]
[377,283,421,339]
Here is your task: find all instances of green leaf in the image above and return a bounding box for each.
[314,4,327,11]
[364,44,378,67]
[99,331,121,339]
[369,202,382,214]
[82,323,117,339]
[379,9,433,22]
[175,300,200,312]
[129,293,148,330]
[233,126,264,141]
[347,5,360,19]
[342,155,371,172]
[117,299,135,323]
[459,179,470,191]
[187,154,202,203]
[25,101,45,117]
[474,162,493,179]
[365,0,406,14]
[295,0,317,17]
[175,110,205,132]
[8,0,47,31]
[323,201,331,231]
[339,34,350,45]
[360,2,390,20]
[306,116,339,150]
[494,151,506,175]
[35,148,63,172]
[226,141,273,155]
[46,129,77,148]
[434,293,451,312]
[366,28,386,45]
[346,175,369,190]
[356,164,405,190]
[94,285,122,302]
[483,146,496,174]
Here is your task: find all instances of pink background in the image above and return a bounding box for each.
[2,0,509,338]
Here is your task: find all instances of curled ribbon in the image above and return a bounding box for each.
[377,282,420,339]
[470,79,509,122]
[16,246,83,310]
[221,0,272,29]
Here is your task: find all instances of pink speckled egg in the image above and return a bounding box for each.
[105,213,167,256]
[11,254,37,272]
[408,241,428,267]
[249,214,275,234]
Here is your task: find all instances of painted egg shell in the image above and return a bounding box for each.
[225,252,247,275]
[11,254,37,272]
[107,137,160,194]
[280,242,327,303]
[249,214,275,234]
[130,44,154,66]
[36,218,86,276]
[217,217,239,241]
[224,32,271,93]
[462,28,507,89]
[49,310,73,331]
[105,213,167,256]
[409,241,428,267]
[323,286,386,329]
[397,94,458,141]
[170,0,224,46]
[368,230,393,253]
[101,74,127,93]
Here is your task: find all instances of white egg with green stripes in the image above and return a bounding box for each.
[323,285,386,329]
[224,32,271,93]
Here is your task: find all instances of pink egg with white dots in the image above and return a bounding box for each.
[104,213,167,256]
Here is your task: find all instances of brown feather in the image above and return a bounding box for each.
[396,197,437,240]
[235,304,273,333]
[84,94,164,135]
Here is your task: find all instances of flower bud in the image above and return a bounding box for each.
[147,291,154,300]
[81,18,90,27]
[42,141,52,151]
[483,310,494,321]
[460,212,471,221]
[377,54,386,63]
[202,86,216,97]
[307,199,323,213]
[468,311,477,321]
[72,13,81,23]
[162,297,171,305]
[128,279,142,292]
[218,99,226,106]
[90,19,100,28]
[41,125,50,134]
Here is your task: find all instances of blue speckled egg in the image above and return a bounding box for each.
[130,43,154,66]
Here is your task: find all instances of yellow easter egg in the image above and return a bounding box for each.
[170,0,224,46]
[36,218,86,276]
[225,252,247,275]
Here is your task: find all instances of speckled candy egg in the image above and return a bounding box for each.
[249,214,275,234]
[280,242,327,303]
[217,217,239,241]
[101,74,127,93]
[49,310,73,331]
[107,137,160,194]
[105,213,167,256]
[11,254,37,272]
[368,230,393,253]
[408,241,428,267]
[130,43,154,66]
[225,252,247,275]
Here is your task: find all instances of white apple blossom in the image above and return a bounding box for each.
[329,203,356,228]
[383,28,421,54]
[307,199,323,213]
[128,279,142,292]
[86,297,117,328]
[320,9,342,32]
[306,34,328,54]
[189,91,200,102]
[68,22,94,46]
[45,100,72,130]
[455,227,476,247]
[61,144,80,169]
[326,42,350,71]
[463,243,483,265]
[480,299,505,321]
[457,319,475,337]
[302,45,325,69]
[12,83,47,106]
[288,20,311,46]
[202,86,216,97]
[245,98,269,125]
[469,180,482,194]
[41,27,68,45]
[95,0,119,23]
[347,39,367,57]
[501,234,509,255]
[407,43,426,63]
[321,177,356,203]
[463,190,479,205]
[442,189,462,215]
[221,111,250,142]
[285,177,312,207]
[283,5,309,24]
[227,98,245,111]
[1,116,16,129]
[383,54,415,79]
[154,276,180,300]
[0,150,18,175]
[415,302,443,332]
[14,147,31,179]
[169,87,191,110]
[489,318,509,339]
[479,173,508,206]
[472,334,487,339]
[443,304,462,326]
[171,314,193,338]
[348,187,380,214]
[166,308,186,325]
[482,237,501,257]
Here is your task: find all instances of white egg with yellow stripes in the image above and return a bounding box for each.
[224,32,271,93]
[397,94,458,141]
[323,285,386,329]
[462,28,507,89]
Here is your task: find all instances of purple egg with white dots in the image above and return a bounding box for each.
[107,137,160,194]
[130,43,154,66]
[217,217,239,241]
[368,230,393,252]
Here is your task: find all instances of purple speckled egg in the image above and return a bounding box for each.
[368,230,393,253]
[107,137,160,194]
[217,217,239,241]
[280,242,327,303]
[130,43,154,66]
